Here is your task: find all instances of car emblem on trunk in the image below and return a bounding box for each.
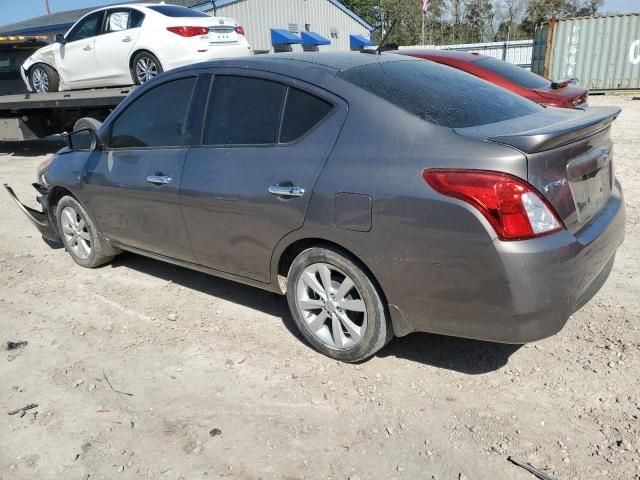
[543,178,568,192]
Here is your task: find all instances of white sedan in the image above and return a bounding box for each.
[21,3,252,93]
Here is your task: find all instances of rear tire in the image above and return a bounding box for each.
[29,64,60,93]
[286,247,393,362]
[131,52,163,85]
[56,196,117,268]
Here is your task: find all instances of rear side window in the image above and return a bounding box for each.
[205,76,286,145]
[204,76,333,145]
[109,77,196,148]
[280,88,333,143]
[474,57,550,89]
[147,5,209,17]
[338,59,541,128]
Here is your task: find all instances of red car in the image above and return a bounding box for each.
[395,49,588,109]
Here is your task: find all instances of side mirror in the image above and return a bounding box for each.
[55,33,66,44]
[64,128,100,151]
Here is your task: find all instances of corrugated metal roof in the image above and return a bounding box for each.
[0,1,201,35]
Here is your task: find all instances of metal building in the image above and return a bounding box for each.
[533,14,640,90]
[0,0,373,54]
[192,0,373,53]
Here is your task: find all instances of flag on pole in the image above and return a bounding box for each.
[421,0,430,15]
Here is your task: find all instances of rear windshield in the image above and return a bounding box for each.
[337,59,541,128]
[147,5,209,17]
[474,57,550,89]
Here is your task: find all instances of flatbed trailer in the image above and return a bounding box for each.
[0,87,134,141]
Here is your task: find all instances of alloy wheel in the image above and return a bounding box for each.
[295,262,367,349]
[135,57,158,83]
[32,67,49,93]
[60,206,92,260]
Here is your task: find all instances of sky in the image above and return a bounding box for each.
[1,0,639,27]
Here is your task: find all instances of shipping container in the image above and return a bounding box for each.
[533,14,640,91]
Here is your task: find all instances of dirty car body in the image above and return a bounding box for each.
[6,53,624,360]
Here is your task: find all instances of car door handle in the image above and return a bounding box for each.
[268,185,305,198]
[146,175,172,185]
[122,37,133,43]
[83,45,92,51]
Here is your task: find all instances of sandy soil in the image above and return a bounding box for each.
[0,95,639,480]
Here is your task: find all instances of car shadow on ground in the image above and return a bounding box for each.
[0,139,65,157]
[110,252,521,374]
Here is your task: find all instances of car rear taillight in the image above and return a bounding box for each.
[234,25,245,35]
[422,169,564,240]
[167,26,209,37]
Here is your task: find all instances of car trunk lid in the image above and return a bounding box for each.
[454,106,620,234]
[167,16,241,44]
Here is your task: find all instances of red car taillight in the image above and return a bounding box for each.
[167,26,209,37]
[234,25,245,35]
[422,169,564,240]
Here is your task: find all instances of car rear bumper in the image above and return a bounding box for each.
[4,183,60,243]
[390,180,625,343]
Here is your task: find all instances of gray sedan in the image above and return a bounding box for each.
[6,53,624,362]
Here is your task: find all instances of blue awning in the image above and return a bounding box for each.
[301,31,331,46]
[350,34,374,48]
[271,29,302,45]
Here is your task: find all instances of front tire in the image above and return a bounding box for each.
[286,247,393,362]
[131,52,163,85]
[56,196,117,268]
[29,64,60,93]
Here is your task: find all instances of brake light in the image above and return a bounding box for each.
[422,169,564,240]
[167,26,209,37]
[234,25,245,35]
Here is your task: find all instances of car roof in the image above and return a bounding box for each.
[396,49,487,63]
[207,52,417,72]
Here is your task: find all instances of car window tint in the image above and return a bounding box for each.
[338,59,541,128]
[147,5,209,17]
[67,11,103,42]
[279,88,333,143]
[109,77,196,148]
[205,76,286,145]
[130,9,145,28]
[106,11,130,32]
[474,57,550,89]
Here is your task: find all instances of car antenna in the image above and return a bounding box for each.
[376,20,397,55]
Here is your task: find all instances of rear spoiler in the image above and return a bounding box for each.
[487,106,620,154]
[550,78,578,89]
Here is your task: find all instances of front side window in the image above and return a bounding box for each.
[204,76,334,146]
[108,77,196,149]
[67,11,103,42]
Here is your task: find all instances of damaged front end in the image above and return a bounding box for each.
[4,183,61,244]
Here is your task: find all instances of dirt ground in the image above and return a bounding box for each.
[1,95,639,480]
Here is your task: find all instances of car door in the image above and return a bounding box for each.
[180,71,347,282]
[83,74,199,261]
[94,8,144,84]
[58,10,103,85]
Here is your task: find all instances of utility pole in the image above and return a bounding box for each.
[44,0,51,15]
